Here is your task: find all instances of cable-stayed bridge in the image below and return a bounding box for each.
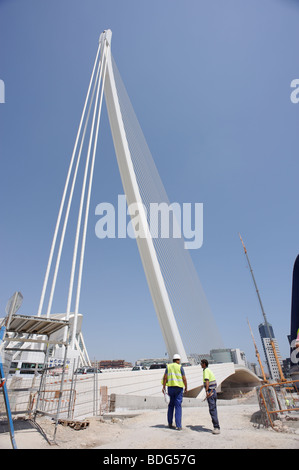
[1,31,262,412]
[33,29,224,365]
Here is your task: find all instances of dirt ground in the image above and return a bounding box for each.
[1,395,299,450]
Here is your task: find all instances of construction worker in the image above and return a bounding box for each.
[201,359,220,434]
[162,354,187,430]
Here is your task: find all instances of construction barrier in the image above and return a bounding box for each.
[258,379,299,430]
[24,372,109,420]
[29,388,76,419]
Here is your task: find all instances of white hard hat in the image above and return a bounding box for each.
[173,354,181,360]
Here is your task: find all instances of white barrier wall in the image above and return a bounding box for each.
[2,363,260,419]
[76,363,236,399]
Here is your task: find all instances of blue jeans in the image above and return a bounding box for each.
[167,386,184,428]
[207,389,220,429]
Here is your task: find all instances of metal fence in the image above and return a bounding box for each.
[0,368,110,423]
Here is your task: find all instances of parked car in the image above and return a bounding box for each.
[75,367,102,374]
[149,363,167,370]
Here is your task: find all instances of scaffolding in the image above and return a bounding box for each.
[258,379,299,430]
[0,311,71,445]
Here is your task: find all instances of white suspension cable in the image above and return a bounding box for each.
[111,57,196,347]
[110,54,223,355]
[45,48,103,318]
[37,41,102,317]
[71,40,109,348]
[65,44,105,323]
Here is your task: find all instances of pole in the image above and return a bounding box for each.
[53,327,70,442]
[0,292,24,449]
[0,361,17,448]
[0,324,17,449]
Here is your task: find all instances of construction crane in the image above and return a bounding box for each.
[239,233,286,382]
[247,317,268,383]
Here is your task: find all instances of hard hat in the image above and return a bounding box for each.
[173,354,181,360]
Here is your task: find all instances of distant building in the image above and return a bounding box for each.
[210,349,233,363]
[258,322,283,381]
[137,349,249,369]
[192,348,248,367]
[188,353,214,365]
[282,358,292,378]
[248,362,265,378]
[96,359,132,369]
[231,348,247,367]
[136,358,170,367]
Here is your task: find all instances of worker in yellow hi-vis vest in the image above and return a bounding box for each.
[162,354,187,430]
[201,359,220,434]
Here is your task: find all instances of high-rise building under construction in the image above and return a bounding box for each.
[259,322,283,381]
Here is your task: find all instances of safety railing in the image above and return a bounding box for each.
[258,379,299,430]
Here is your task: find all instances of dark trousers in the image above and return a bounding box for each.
[207,389,220,429]
[167,386,184,428]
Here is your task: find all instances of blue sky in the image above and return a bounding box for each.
[0,0,299,366]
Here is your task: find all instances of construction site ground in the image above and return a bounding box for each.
[1,393,299,450]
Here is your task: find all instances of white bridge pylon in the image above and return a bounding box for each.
[103,30,188,363]
[37,29,188,363]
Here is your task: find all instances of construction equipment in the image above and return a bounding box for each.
[239,234,286,382]
[1,295,71,444]
[247,318,268,383]
[259,379,299,430]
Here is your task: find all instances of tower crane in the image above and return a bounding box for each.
[239,233,285,382]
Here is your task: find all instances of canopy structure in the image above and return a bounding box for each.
[4,314,69,337]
